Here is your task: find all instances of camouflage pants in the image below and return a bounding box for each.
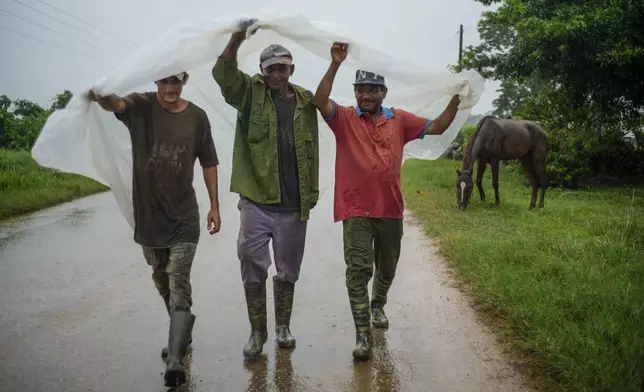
[343,217,403,333]
[141,242,197,313]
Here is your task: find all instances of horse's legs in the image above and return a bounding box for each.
[521,157,538,209]
[490,159,500,206]
[532,155,548,208]
[476,158,487,201]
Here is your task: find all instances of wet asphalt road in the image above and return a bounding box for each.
[0,185,534,392]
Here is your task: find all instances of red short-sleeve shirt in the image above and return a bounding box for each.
[324,100,431,222]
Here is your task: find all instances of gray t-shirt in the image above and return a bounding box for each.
[273,91,301,210]
[244,90,301,212]
[115,92,219,247]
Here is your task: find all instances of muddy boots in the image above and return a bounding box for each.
[371,307,389,329]
[352,330,373,361]
[243,282,268,360]
[352,305,373,360]
[160,296,192,359]
[164,310,196,387]
[273,276,296,348]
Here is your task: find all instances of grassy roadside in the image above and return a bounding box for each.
[0,149,109,220]
[401,158,644,392]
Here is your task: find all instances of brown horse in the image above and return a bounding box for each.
[456,115,549,210]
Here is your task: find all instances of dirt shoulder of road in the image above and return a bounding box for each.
[0,149,109,220]
[401,158,644,392]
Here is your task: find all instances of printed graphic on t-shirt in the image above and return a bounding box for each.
[146,140,191,176]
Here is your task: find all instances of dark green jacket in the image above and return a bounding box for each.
[212,57,319,221]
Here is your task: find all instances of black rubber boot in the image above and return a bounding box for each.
[371,307,389,329]
[163,311,196,387]
[161,338,192,359]
[243,282,268,360]
[160,297,192,359]
[273,276,296,348]
[352,330,373,361]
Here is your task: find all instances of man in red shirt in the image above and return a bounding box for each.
[314,42,462,360]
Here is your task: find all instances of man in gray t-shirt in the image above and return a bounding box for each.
[88,71,220,387]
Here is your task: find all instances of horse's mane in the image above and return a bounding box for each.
[462,115,496,168]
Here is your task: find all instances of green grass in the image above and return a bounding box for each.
[0,149,109,220]
[402,158,644,392]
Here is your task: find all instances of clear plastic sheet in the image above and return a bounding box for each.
[31,13,485,228]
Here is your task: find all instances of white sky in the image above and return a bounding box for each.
[0,0,500,114]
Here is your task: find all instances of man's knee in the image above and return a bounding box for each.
[163,243,196,309]
[377,268,396,282]
[237,228,271,284]
[275,240,306,284]
[345,260,372,289]
[167,243,197,273]
[152,272,170,295]
[241,260,269,284]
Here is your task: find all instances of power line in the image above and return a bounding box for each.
[10,0,128,49]
[0,7,119,55]
[429,30,459,59]
[0,25,106,62]
[29,0,138,48]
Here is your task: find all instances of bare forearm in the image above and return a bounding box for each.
[221,36,244,61]
[427,95,460,135]
[96,94,126,113]
[314,62,340,117]
[203,166,219,209]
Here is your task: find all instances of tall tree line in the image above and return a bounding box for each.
[458,0,644,186]
[0,90,72,151]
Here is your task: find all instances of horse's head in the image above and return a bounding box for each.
[455,169,473,210]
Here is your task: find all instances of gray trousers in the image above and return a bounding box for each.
[237,198,307,284]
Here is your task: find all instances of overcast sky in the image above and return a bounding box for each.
[0,0,499,114]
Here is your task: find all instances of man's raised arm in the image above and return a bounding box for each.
[212,19,258,111]
[426,94,461,136]
[314,42,348,119]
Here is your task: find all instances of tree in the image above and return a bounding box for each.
[0,95,13,148]
[491,79,535,117]
[51,90,73,111]
[0,91,70,151]
[0,95,11,111]
[12,99,46,118]
[462,0,644,120]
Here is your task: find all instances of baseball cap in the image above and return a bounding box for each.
[353,69,386,87]
[260,44,293,69]
[156,72,187,83]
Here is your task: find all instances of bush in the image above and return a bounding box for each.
[513,88,644,188]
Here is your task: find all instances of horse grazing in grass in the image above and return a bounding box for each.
[456,115,549,210]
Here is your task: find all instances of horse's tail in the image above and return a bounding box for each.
[463,115,495,164]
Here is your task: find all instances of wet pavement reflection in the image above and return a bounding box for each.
[0,191,533,392]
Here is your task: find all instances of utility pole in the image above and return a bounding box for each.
[458,24,464,71]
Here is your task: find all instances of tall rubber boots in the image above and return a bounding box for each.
[243,282,268,359]
[164,310,196,387]
[161,296,192,359]
[371,308,389,329]
[273,276,296,348]
[352,330,373,361]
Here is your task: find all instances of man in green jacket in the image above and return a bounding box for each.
[212,20,320,360]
